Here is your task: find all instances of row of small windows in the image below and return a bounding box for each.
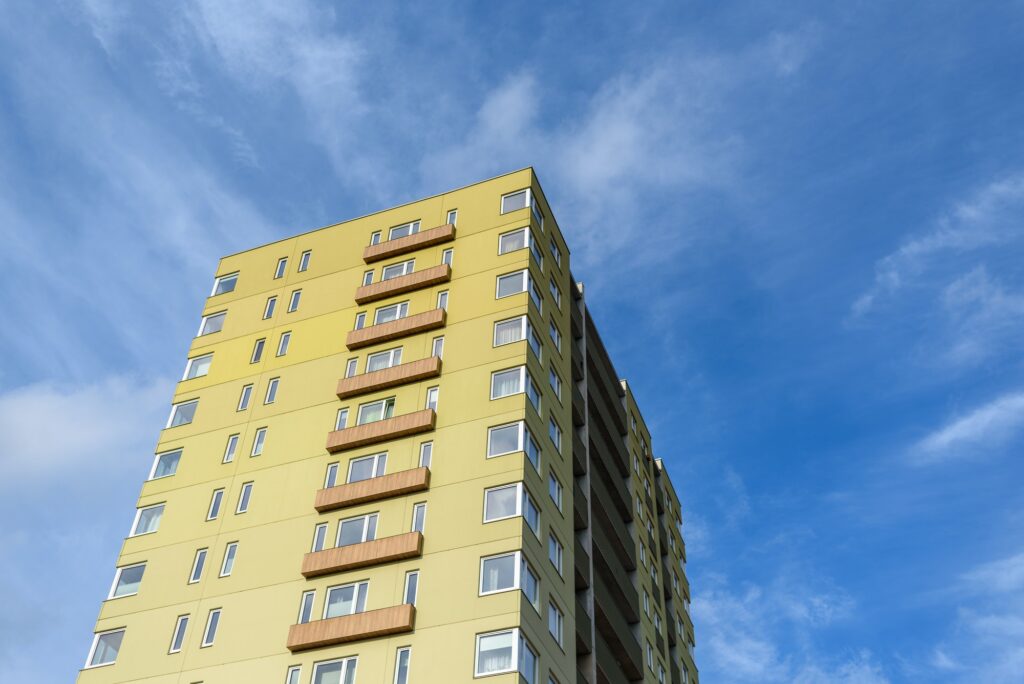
[209,251,311,298]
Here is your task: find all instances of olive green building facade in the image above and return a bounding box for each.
[79,169,698,684]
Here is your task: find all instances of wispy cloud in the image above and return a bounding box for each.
[911,391,1024,464]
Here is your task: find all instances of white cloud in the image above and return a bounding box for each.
[960,551,1024,595]
[912,391,1024,464]
[940,266,1024,365]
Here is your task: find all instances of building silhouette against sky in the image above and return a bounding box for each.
[78,169,698,684]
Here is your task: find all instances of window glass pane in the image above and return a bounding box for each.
[494,318,524,346]
[275,258,287,278]
[221,544,237,575]
[170,401,198,427]
[404,572,419,604]
[203,610,219,645]
[337,517,368,547]
[411,504,426,533]
[499,229,527,254]
[520,638,537,682]
[191,549,207,582]
[374,303,406,324]
[313,660,353,684]
[133,505,164,535]
[395,649,411,684]
[419,442,432,468]
[213,273,237,295]
[496,271,527,298]
[477,631,514,673]
[200,312,226,335]
[185,355,212,379]
[152,449,181,478]
[488,424,521,457]
[112,564,145,597]
[501,190,528,213]
[170,617,188,652]
[324,585,357,618]
[481,554,516,593]
[484,486,517,520]
[491,368,522,398]
[522,564,538,603]
[299,251,311,271]
[348,454,384,482]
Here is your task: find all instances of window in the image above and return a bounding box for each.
[549,280,561,308]
[313,658,357,684]
[263,296,277,319]
[370,230,382,245]
[442,247,454,265]
[189,548,208,584]
[356,398,395,425]
[548,367,562,399]
[494,315,527,346]
[419,442,433,468]
[474,629,536,680]
[394,647,411,684]
[382,259,415,281]
[220,542,237,576]
[108,563,145,599]
[425,386,439,411]
[288,289,302,312]
[335,408,349,430]
[374,301,408,324]
[201,608,220,647]
[500,189,530,215]
[345,358,358,378]
[549,321,561,351]
[287,666,302,684]
[325,462,339,488]
[498,227,528,255]
[251,427,267,456]
[198,311,226,336]
[324,581,368,618]
[411,502,427,533]
[167,400,198,428]
[348,452,387,482]
[548,533,563,574]
[362,270,374,286]
[236,482,253,513]
[237,385,253,411]
[223,434,239,463]
[496,270,528,298]
[207,489,225,520]
[643,591,651,616]
[548,474,563,511]
[446,209,458,225]
[366,347,402,372]
[479,551,525,595]
[436,290,448,310]
[548,601,564,646]
[277,331,291,356]
[483,483,540,534]
[389,220,420,240]
[337,513,378,547]
[312,523,329,552]
[550,240,562,266]
[487,421,540,471]
[264,378,279,404]
[549,419,562,451]
[490,366,540,411]
[211,272,238,296]
[659,664,666,684]
[86,629,124,667]
[431,336,444,358]
[168,615,189,653]
[646,641,654,668]
[354,312,366,329]
[298,250,312,272]
[131,504,164,536]
[183,354,212,380]
[404,570,419,605]
[275,257,288,279]
[149,448,182,480]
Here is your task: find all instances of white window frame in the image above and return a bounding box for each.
[168,615,189,654]
[549,279,561,308]
[325,462,339,488]
[356,397,395,425]
[336,512,378,547]
[251,427,267,456]
[236,482,253,513]
[548,474,563,511]
[198,311,226,336]
[446,209,458,225]
[312,523,329,552]
[437,290,448,310]
[148,448,182,480]
[411,502,427,533]
[263,296,277,319]
[478,550,528,596]
[287,666,302,684]
[166,399,198,428]
[220,542,238,577]
[548,600,564,646]
[323,581,369,619]
[354,312,366,330]
[474,628,535,678]
[483,482,540,534]
[298,250,312,272]
[275,257,288,279]
[264,377,279,404]
[189,548,208,584]
[312,658,358,683]
[335,408,349,431]
[237,385,253,411]
[404,570,419,605]
[277,331,291,356]
[223,434,239,463]
[431,336,444,358]
[347,452,387,482]
[85,629,125,668]
[548,532,563,574]
[107,562,146,599]
[182,353,213,380]
[297,590,316,624]
[442,247,454,265]
[493,315,529,347]
[382,259,415,281]
[250,338,266,364]
[201,608,220,647]
[207,489,225,520]
[366,347,403,372]
[130,504,164,537]
[549,239,562,266]
[549,367,562,399]
[388,220,421,240]
[549,321,561,351]
[345,358,358,378]
[394,646,412,684]
[425,386,439,411]
[419,441,433,468]
[549,419,562,451]
[374,301,409,325]
[287,289,302,312]
[495,269,529,299]
[363,270,374,286]
[210,272,238,296]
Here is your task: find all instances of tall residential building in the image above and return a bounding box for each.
[79,168,697,684]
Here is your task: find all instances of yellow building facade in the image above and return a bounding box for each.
[78,169,697,684]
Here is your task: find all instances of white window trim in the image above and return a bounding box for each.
[206,489,224,520]
[263,296,277,319]
[236,482,253,514]
[411,502,427,533]
[366,347,403,372]
[313,658,357,683]
[394,647,412,684]
[474,628,522,677]
[200,608,220,647]
[107,562,146,599]
[275,257,288,279]
[166,400,198,428]
[549,474,563,511]
[495,269,530,299]
[419,442,433,467]
[264,378,279,404]
[404,570,419,606]
[312,522,329,552]
[325,462,339,488]
[548,601,564,646]
[251,427,267,456]
[373,301,409,325]
[347,452,387,482]
[483,482,539,534]
[548,533,564,575]
[298,250,312,272]
[197,310,226,336]
[182,353,213,381]
[148,448,182,480]
[478,550,525,596]
[356,397,395,425]
[336,512,378,547]
[130,504,164,537]
[168,615,189,654]
[490,365,529,400]
[287,666,302,684]
[388,220,421,240]
[223,434,239,463]
[189,548,208,584]
[210,272,238,297]
[493,315,529,347]
[381,259,415,280]
[237,385,253,411]
[277,331,291,356]
[288,289,302,312]
[446,209,458,225]
[85,629,125,668]
[220,542,238,577]
[323,581,369,619]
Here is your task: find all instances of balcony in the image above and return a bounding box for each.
[346,309,446,351]
[287,604,415,652]
[573,480,589,531]
[325,409,435,453]
[363,223,456,263]
[576,592,593,655]
[574,537,591,589]
[355,264,452,305]
[302,532,423,578]
[336,357,442,400]
[315,467,431,513]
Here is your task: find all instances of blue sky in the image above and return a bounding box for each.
[1,1,1022,681]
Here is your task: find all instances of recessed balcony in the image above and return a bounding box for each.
[362,223,456,263]
[336,357,442,400]
[286,604,415,652]
[325,409,436,453]
[315,467,431,512]
[346,309,446,350]
[355,264,452,305]
[301,532,423,578]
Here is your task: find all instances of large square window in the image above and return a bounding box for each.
[337,513,378,547]
[86,629,124,668]
[475,630,514,676]
[312,658,357,684]
[480,553,517,594]
[374,302,409,324]
[356,398,395,425]
[198,311,226,336]
[131,504,164,536]
[211,273,238,296]
[382,259,415,281]
[324,581,368,618]
[183,354,212,380]
[389,221,420,240]
[108,563,145,598]
[348,452,387,482]
[149,449,181,480]
[167,400,198,428]
[366,348,402,373]
[496,270,528,299]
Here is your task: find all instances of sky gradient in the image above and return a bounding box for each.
[1,1,1023,682]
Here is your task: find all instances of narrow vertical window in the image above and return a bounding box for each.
[549,419,562,451]
[442,247,454,265]
[223,434,239,463]
[263,296,277,319]
[548,367,562,400]
[236,482,253,513]
[335,408,349,430]
[201,608,220,647]
[189,548,208,583]
[394,647,411,684]
[312,523,328,552]
[288,289,301,312]
[298,590,316,624]
[251,427,267,456]
[237,385,253,411]
[549,239,562,266]
[324,462,339,488]
[207,489,224,520]
[418,442,432,468]
[168,616,189,654]
[548,601,564,646]
[251,338,266,364]
[411,503,427,533]
[431,336,444,358]
[548,533,563,574]
[425,386,439,411]
[404,571,419,605]
[286,666,302,684]
[354,312,366,330]
[264,378,279,404]
[345,358,358,378]
[437,290,448,310]
[298,250,311,272]
[277,331,291,356]
[446,208,458,225]
[274,257,288,279]
[220,542,238,576]
[363,270,374,286]
[549,279,561,309]
[549,321,561,351]
[370,231,382,245]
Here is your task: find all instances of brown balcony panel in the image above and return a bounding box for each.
[302,532,423,578]
[336,357,442,400]
[363,224,456,263]
[355,264,452,304]
[315,467,431,512]
[325,410,436,453]
[346,309,446,350]
[287,604,415,652]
